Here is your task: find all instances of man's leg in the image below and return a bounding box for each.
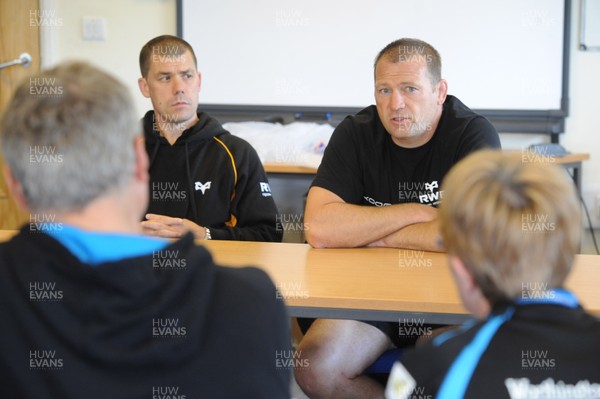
[294,319,394,399]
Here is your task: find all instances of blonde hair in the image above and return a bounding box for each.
[440,150,581,304]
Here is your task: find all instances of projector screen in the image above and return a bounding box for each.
[179,0,566,112]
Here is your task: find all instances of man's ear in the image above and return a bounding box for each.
[133,135,149,184]
[436,79,448,105]
[448,255,490,319]
[3,165,30,212]
[138,77,150,98]
[449,255,477,291]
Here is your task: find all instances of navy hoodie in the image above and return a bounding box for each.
[0,228,291,398]
[143,108,282,242]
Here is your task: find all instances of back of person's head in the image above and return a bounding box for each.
[139,35,198,77]
[440,150,581,305]
[0,61,140,213]
[374,38,442,86]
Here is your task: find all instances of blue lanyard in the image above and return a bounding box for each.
[515,288,579,309]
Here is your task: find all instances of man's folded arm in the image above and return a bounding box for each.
[304,186,437,248]
[367,219,443,252]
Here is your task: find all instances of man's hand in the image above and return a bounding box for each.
[141,213,206,239]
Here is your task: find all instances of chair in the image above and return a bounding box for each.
[365,348,403,374]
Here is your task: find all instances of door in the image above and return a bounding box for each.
[0,0,41,229]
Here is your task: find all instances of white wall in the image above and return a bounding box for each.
[501,0,600,224]
[47,0,600,223]
[47,0,176,116]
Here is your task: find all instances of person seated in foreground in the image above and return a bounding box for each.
[0,61,290,399]
[386,150,600,399]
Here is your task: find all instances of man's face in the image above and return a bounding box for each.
[139,49,201,128]
[374,57,446,148]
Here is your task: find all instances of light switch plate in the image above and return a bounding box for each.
[82,17,106,41]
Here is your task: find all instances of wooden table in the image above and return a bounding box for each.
[263,163,318,175]
[1,230,598,324]
[200,240,600,325]
[553,153,590,197]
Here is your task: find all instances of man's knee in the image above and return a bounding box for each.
[294,319,393,397]
[294,339,339,396]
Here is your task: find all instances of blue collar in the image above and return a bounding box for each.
[45,224,169,266]
[515,288,579,309]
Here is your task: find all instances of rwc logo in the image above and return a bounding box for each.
[260,182,272,197]
[418,181,441,204]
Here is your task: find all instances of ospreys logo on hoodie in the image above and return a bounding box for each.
[194,181,211,194]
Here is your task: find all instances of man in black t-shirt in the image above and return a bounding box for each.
[295,38,500,399]
[387,151,600,398]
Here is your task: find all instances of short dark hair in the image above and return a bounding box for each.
[139,35,198,77]
[374,38,442,86]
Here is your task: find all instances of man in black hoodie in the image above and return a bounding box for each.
[137,35,282,242]
[0,61,291,398]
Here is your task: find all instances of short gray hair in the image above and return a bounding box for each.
[0,61,140,212]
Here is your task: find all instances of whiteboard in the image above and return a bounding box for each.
[180,0,565,111]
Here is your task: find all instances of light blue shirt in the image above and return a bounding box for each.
[45,224,169,266]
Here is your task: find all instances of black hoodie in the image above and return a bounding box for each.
[143,108,282,242]
[0,228,291,398]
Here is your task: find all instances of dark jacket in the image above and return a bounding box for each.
[143,108,282,242]
[0,228,291,398]
[395,297,600,398]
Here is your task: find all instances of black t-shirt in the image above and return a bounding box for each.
[312,95,501,207]
[388,299,600,399]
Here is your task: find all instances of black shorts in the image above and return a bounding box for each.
[297,317,434,348]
